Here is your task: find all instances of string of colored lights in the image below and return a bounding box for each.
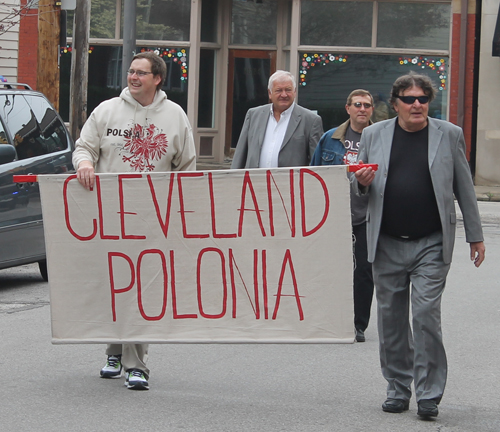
[59,46,188,81]
[299,53,447,90]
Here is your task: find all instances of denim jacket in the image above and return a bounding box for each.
[310,119,371,226]
[310,120,350,166]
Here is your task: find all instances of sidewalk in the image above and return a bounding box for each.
[475,185,500,202]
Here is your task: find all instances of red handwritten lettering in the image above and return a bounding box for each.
[209,172,237,238]
[228,248,261,319]
[253,249,260,319]
[147,173,175,238]
[228,249,238,318]
[108,252,135,321]
[238,171,266,237]
[262,249,269,319]
[170,250,197,319]
[96,176,119,240]
[118,174,146,240]
[63,174,98,241]
[106,247,307,322]
[197,248,227,319]
[178,172,210,239]
[300,168,330,237]
[266,170,296,237]
[272,249,304,321]
[136,249,167,321]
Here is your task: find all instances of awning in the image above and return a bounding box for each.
[493,4,500,56]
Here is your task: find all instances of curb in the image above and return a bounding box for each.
[475,187,500,202]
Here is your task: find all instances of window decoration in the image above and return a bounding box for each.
[59,46,188,81]
[60,45,94,55]
[299,53,447,90]
[398,56,447,90]
[139,47,188,81]
[300,53,347,86]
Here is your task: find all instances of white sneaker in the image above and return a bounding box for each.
[125,369,149,390]
[100,355,123,378]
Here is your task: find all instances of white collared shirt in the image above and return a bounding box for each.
[259,103,295,168]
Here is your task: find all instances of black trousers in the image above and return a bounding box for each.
[352,221,374,331]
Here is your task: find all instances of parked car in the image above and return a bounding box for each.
[0,83,74,280]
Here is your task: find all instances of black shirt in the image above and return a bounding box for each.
[380,121,442,239]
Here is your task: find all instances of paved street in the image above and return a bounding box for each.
[1,201,499,432]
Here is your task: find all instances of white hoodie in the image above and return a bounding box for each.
[73,88,196,173]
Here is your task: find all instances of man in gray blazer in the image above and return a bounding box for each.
[354,72,485,419]
[231,70,323,169]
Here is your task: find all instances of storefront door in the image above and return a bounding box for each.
[225,49,276,156]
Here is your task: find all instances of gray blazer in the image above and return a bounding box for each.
[354,117,483,264]
[231,103,323,169]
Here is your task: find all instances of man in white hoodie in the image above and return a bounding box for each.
[73,51,196,390]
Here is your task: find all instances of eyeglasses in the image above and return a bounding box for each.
[396,95,429,105]
[127,69,153,77]
[351,102,373,109]
[273,88,294,95]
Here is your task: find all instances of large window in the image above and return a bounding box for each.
[59,46,123,122]
[301,1,373,46]
[59,46,189,121]
[90,0,117,38]
[65,0,117,39]
[377,2,450,50]
[67,0,191,41]
[298,1,451,129]
[301,0,450,50]
[198,50,216,128]
[201,0,218,43]
[134,0,191,41]
[298,53,449,131]
[231,0,277,45]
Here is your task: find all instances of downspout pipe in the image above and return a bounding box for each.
[457,0,468,129]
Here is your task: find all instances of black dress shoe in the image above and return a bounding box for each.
[382,398,410,413]
[355,328,365,342]
[417,399,439,418]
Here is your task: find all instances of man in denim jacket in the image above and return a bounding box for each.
[310,89,374,342]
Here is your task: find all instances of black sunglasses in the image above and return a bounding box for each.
[396,95,429,105]
[352,102,373,109]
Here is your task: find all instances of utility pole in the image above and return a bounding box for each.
[37,0,60,110]
[122,0,137,88]
[69,0,90,140]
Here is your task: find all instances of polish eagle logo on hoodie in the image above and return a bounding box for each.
[122,122,168,171]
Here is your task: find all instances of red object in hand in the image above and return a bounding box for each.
[13,175,38,183]
[347,163,379,172]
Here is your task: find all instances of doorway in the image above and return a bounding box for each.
[225,49,277,157]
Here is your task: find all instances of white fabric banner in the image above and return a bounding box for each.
[40,166,355,343]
